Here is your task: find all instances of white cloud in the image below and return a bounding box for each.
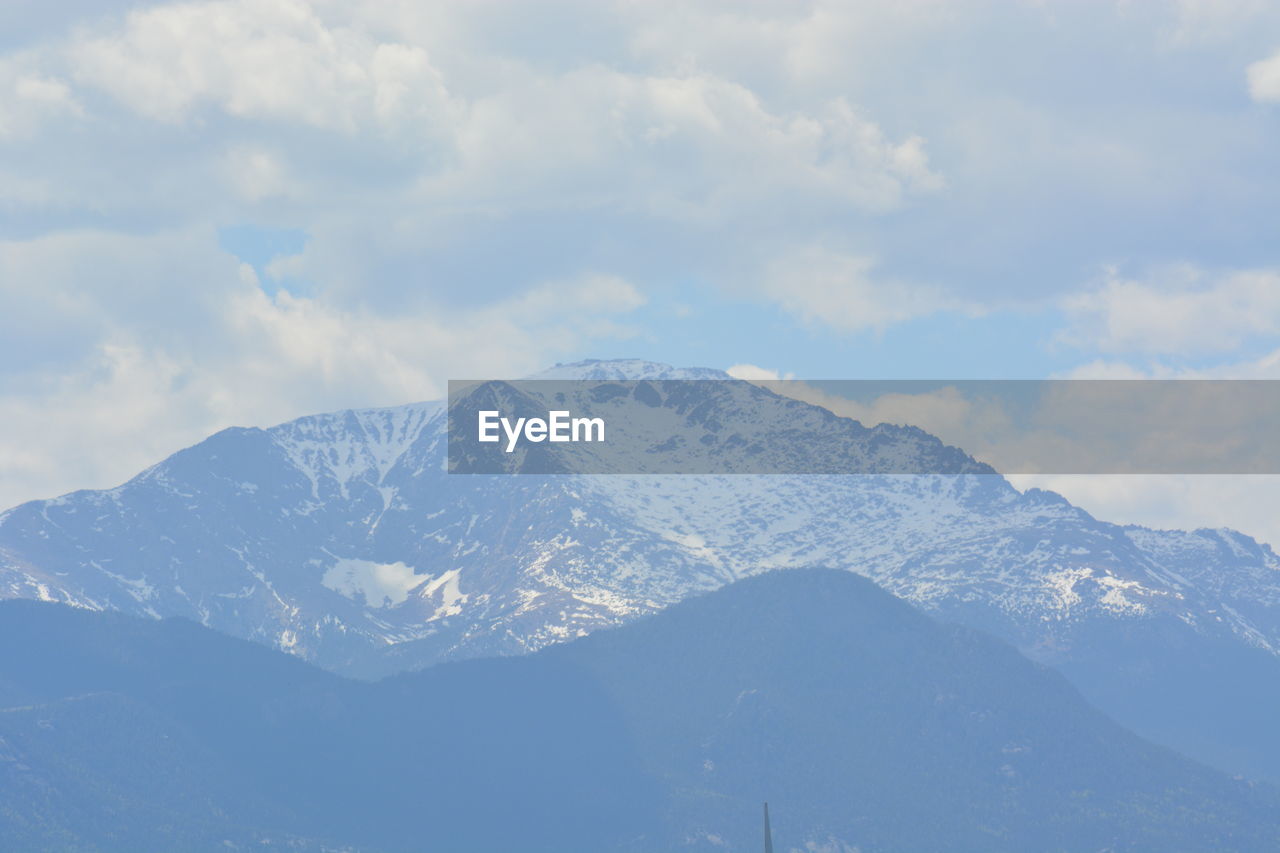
[1164,0,1273,45]
[13,74,80,112]
[759,245,961,333]
[0,228,645,508]
[0,0,950,318]
[3,0,943,230]
[624,1,959,92]
[725,363,794,381]
[1055,360,1172,380]
[69,0,459,134]
[1008,473,1280,551]
[0,61,83,138]
[222,145,293,202]
[5,0,1280,510]
[1062,345,1280,380]
[1059,266,1280,355]
[417,73,940,222]
[0,0,952,504]
[1247,49,1280,102]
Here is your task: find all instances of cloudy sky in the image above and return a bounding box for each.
[3,1,1280,539]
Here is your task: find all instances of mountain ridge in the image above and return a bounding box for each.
[3,359,1280,782]
[5,570,1280,852]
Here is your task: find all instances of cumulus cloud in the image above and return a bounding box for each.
[759,245,963,333]
[1164,0,1274,44]
[1247,49,1280,101]
[433,76,941,218]
[1062,346,1280,380]
[1058,266,1280,355]
[1008,473,1280,551]
[725,364,794,381]
[0,227,645,508]
[1,0,951,312]
[69,0,459,133]
[1,0,953,505]
[0,62,83,138]
[5,0,1280,514]
[0,0,947,233]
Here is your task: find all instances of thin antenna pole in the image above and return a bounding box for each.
[764,802,774,853]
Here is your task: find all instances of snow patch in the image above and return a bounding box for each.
[419,567,469,621]
[1096,574,1154,615]
[323,558,428,609]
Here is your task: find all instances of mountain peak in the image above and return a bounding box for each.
[530,358,729,380]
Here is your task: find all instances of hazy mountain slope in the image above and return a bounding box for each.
[547,570,1280,852]
[1050,613,1280,786]
[0,693,335,853]
[3,360,1280,783]
[0,602,372,852]
[0,599,657,853]
[4,573,1279,852]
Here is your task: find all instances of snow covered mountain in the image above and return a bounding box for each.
[3,359,1280,779]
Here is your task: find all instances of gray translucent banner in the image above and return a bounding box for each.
[447,379,1280,475]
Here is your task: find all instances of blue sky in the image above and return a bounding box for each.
[3,0,1280,534]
